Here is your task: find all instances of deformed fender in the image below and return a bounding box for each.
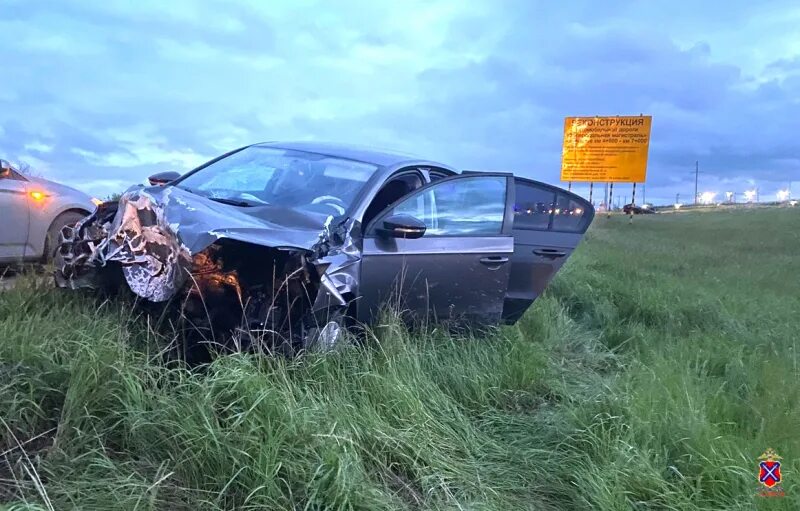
[309,218,362,312]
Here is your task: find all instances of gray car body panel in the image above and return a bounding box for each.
[359,235,515,324]
[0,170,95,262]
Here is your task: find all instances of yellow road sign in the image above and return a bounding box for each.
[561,115,652,183]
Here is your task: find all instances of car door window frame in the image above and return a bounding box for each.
[420,166,456,182]
[365,173,514,238]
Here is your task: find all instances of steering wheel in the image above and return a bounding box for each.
[311,195,346,215]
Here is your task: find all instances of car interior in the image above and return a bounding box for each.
[362,171,424,227]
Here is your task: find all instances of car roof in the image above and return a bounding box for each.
[253,141,451,169]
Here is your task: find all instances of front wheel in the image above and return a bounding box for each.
[45,211,89,263]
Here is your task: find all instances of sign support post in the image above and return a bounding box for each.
[589,182,594,204]
[629,182,637,224]
[607,183,614,218]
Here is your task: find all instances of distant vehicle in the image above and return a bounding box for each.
[56,142,594,350]
[0,159,98,263]
[623,203,656,214]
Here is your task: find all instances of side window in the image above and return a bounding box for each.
[8,169,26,181]
[513,180,592,233]
[393,190,428,220]
[513,182,556,230]
[0,160,26,181]
[374,176,507,236]
[551,192,591,232]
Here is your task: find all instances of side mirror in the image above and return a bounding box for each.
[377,214,426,239]
[0,167,10,179]
[148,171,181,186]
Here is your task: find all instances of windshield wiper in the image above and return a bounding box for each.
[208,197,254,207]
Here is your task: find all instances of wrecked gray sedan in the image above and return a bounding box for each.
[55,142,594,351]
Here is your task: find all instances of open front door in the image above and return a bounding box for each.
[502,177,594,323]
[359,173,515,326]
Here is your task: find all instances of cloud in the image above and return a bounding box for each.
[23,142,53,154]
[0,0,799,204]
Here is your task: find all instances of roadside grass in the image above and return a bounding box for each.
[1,207,798,510]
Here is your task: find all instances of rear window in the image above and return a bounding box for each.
[513,182,555,230]
[513,180,592,233]
[551,192,592,232]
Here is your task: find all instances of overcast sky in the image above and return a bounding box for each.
[2,0,799,204]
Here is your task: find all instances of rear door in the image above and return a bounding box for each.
[502,177,594,323]
[359,173,514,326]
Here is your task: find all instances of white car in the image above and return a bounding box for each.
[0,159,98,263]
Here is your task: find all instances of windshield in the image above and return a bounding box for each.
[176,146,378,215]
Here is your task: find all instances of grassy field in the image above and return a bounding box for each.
[1,208,799,510]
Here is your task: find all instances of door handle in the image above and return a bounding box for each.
[533,248,567,258]
[479,256,509,265]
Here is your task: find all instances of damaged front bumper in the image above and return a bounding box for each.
[55,187,361,349]
[56,192,191,301]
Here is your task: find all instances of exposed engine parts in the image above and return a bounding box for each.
[184,240,322,347]
[55,189,355,351]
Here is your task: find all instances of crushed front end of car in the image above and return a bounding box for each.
[54,186,361,352]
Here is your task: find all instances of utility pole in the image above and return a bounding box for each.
[694,160,699,205]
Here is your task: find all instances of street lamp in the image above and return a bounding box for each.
[699,191,717,205]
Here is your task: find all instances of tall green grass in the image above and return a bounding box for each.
[1,208,798,510]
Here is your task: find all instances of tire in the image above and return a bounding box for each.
[45,211,89,263]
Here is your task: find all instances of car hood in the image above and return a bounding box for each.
[138,185,331,254]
